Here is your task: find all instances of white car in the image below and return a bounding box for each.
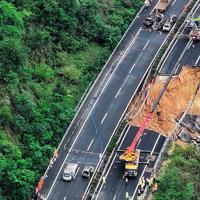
[163,21,172,32]
[63,163,78,181]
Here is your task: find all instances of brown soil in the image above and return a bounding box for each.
[128,66,200,137]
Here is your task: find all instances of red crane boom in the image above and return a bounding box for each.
[127,112,153,153]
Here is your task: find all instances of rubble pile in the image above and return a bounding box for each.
[128,66,200,143]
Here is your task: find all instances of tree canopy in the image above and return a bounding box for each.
[0,0,142,199]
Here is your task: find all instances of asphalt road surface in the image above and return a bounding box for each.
[159,3,200,74]
[40,0,190,199]
[95,126,166,200]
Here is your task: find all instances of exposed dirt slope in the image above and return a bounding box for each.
[128,66,200,137]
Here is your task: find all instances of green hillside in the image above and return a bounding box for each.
[0,0,142,199]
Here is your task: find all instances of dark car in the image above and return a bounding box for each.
[143,16,154,26]
[82,166,95,178]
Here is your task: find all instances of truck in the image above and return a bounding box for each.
[119,149,140,177]
[189,29,200,40]
[63,163,78,181]
[189,17,200,41]
[155,0,171,13]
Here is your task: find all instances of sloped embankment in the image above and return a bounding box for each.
[128,66,200,137]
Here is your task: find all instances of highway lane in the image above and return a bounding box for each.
[95,126,166,200]
[45,27,166,200]
[159,3,200,74]
[39,1,161,198]
[179,40,200,67]
[40,0,190,199]
[92,0,193,199]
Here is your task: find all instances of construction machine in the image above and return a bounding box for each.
[119,113,153,177]
[119,149,140,177]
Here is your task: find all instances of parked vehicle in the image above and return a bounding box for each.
[189,29,200,41]
[63,163,78,181]
[163,21,172,31]
[152,13,164,30]
[143,15,154,26]
[82,166,95,178]
[169,14,177,23]
[155,0,171,13]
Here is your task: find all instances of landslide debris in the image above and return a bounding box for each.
[128,66,200,139]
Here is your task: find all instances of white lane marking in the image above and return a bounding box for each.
[101,113,108,124]
[64,197,66,200]
[150,0,161,15]
[143,40,150,50]
[45,1,168,198]
[94,25,173,199]
[47,26,142,199]
[137,138,142,146]
[195,55,200,66]
[115,88,122,98]
[158,39,178,73]
[87,139,94,151]
[95,127,131,199]
[172,0,177,6]
[118,126,131,149]
[129,63,136,74]
[45,28,142,200]
[131,134,161,199]
[187,40,193,49]
[175,63,180,74]
[74,167,80,180]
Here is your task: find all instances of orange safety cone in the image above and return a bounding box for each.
[37,176,44,192]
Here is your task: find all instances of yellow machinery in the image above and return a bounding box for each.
[119,149,140,177]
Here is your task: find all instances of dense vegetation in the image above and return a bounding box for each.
[0,0,142,199]
[153,144,200,200]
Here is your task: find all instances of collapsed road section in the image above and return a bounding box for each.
[128,66,200,141]
[125,66,200,199]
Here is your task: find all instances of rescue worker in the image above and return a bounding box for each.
[125,177,128,185]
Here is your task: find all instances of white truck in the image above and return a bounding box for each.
[63,163,78,181]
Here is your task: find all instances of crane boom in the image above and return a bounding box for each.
[127,112,153,152]
[127,63,178,152]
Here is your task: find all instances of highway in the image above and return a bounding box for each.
[39,0,190,199]
[94,126,166,200]
[159,3,200,74]
[90,0,194,199]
